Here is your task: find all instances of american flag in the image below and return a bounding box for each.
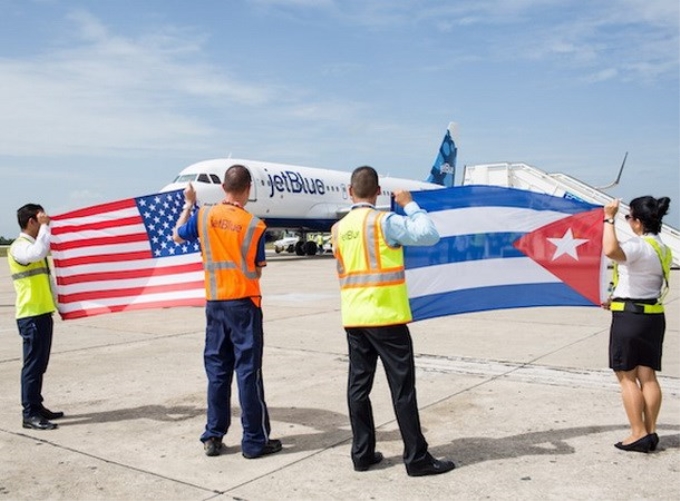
[50,190,206,320]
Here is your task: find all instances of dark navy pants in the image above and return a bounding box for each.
[200,299,271,456]
[345,324,429,467]
[17,313,53,419]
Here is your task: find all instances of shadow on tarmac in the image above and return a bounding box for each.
[427,425,680,468]
[54,404,205,424]
[52,403,680,469]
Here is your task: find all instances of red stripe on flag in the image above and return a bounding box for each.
[53,250,154,268]
[51,198,138,222]
[60,297,206,320]
[55,262,205,286]
[50,216,143,235]
[51,232,150,252]
[58,280,207,304]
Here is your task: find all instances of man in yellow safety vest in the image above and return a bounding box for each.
[8,204,64,430]
[332,166,456,476]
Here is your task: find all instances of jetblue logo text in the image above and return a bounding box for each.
[211,218,243,232]
[267,171,326,198]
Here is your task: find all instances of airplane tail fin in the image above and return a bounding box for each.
[426,122,458,187]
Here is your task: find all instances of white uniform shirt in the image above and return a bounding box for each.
[10,227,51,264]
[612,234,665,300]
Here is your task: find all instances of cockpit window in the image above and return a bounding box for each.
[173,174,197,183]
[197,173,210,183]
[209,174,221,184]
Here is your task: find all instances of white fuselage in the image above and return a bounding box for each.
[161,158,443,231]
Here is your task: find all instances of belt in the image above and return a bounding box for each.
[610,299,664,314]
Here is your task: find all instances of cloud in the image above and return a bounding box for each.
[248,0,677,86]
[0,10,277,158]
[583,68,618,83]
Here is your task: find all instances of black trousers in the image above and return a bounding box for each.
[17,313,53,419]
[345,324,429,467]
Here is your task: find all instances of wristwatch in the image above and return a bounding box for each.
[603,218,615,224]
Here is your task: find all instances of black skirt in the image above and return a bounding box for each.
[609,310,665,371]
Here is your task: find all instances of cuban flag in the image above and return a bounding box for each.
[401,186,607,321]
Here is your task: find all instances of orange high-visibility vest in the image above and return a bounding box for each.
[332,207,411,327]
[197,203,266,305]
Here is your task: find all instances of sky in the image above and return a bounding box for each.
[1,0,678,238]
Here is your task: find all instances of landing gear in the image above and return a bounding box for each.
[295,240,318,256]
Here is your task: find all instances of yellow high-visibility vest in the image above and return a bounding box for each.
[610,236,672,315]
[8,237,57,319]
[332,207,411,327]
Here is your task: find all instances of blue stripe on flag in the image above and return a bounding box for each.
[410,283,594,321]
[404,233,526,268]
[407,185,599,213]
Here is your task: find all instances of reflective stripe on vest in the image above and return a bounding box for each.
[610,301,664,314]
[7,237,56,318]
[198,204,265,301]
[333,207,411,327]
[643,237,672,303]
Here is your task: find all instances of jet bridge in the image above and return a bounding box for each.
[462,162,680,267]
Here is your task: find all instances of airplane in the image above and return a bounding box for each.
[161,123,458,255]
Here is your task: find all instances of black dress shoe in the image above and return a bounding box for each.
[203,437,223,457]
[407,457,456,477]
[38,407,64,420]
[354,452,384,472]
[22,416,58,430]
[242,439,283,459]
[614,434,653,453]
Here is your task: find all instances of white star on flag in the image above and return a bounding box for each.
[547,228,589,260]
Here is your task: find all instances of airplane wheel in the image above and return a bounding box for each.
[304,241,317,256]
[295,241,306,256]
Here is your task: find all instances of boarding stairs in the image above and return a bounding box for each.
[462,162,680,268]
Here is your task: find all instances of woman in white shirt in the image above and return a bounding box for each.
[603,196,672,453]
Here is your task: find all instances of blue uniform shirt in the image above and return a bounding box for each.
[350,201,439,247]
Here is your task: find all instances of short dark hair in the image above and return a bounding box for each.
[350,166,379,199]
[223,164,252,194]
[16,204,43,230]
[629,196,671,235]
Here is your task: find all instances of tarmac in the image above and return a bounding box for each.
[0,253,678,501]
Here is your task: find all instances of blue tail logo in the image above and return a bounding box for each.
[426,123,457,187]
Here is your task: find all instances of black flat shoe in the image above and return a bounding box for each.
[22,416,58,430]
[650,432,659,451]
[354,452,384,472]
[614,435,653,453]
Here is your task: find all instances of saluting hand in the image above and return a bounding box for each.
[36,211,50,225]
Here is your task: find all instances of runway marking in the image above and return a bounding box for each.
[415,354,680,394]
